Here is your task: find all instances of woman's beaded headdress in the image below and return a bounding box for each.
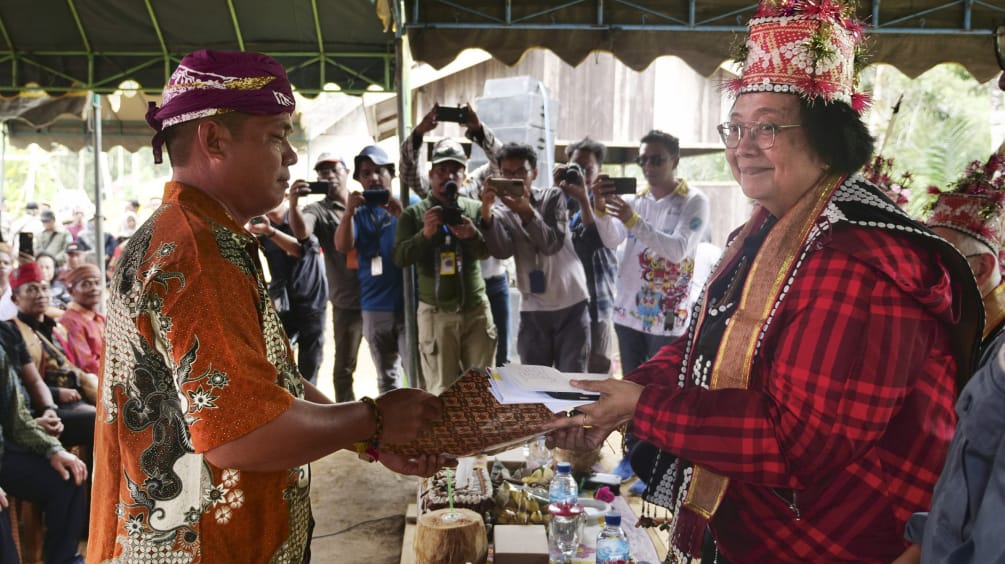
[726,0,870,111]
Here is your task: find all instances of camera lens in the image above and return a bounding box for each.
[443,180,459,202]
[565,164,583,185]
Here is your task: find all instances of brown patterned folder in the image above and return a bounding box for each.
[383,369,558,457]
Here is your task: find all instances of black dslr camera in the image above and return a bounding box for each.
[565,163,584,185]
[441,180,464,226]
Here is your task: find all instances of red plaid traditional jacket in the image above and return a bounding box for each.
[628,224,963,562]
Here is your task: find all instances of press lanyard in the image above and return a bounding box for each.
[434,229,464,312]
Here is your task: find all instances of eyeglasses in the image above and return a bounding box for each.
[716,122,802,149]
[635,155,668,167]
[996,25,1005,72]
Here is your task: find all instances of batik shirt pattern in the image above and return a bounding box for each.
[88,182,309,564]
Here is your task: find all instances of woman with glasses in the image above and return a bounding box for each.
[546,1,983,562]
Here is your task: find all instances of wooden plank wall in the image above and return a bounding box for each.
[413,49,731,151]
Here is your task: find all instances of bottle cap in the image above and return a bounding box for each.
[556,461,572,473]
[604,511,622,526]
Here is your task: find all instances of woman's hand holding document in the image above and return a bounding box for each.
[488,365,608,412]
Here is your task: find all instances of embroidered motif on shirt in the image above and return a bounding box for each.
[632,251,695,332]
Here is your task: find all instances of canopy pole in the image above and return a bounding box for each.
[1,121,6,242]
[393,0,420,387]
[91,92,107,312]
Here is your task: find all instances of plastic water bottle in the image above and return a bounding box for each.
[548,462,583,563]
[548,461,578,503]
[596,512,630,564]
[548,500,584,563]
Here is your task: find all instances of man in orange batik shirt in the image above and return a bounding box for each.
[88,50,448,563]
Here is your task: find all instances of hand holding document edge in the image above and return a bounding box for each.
[543,377,646,452]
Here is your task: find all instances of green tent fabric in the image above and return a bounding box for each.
[405,0,1005,82]
[0,0,395,96]
[2,0,1001,101]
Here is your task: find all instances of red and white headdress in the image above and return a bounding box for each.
[926,152,1005,255]
[726,0,869,111]
[862,155,913,208]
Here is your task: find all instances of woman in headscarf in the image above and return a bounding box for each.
[547,1,982,562]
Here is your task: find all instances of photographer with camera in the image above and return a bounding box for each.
[287,152,363,402]
[597,130,710,371]
[335,145,413,395]
[248,196,328,386]
[593,130,711,493]
[483,143,591,372]
[400,103,499,198]
[394,138,496,395]
[556,138,622,374]
[402,103,516,367]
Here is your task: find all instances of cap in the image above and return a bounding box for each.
[314,152,346,171]
[65,264,102,288]
[66,243,83,254]
[25,202,39,211]
[725,0,869,111]
[40,210,56,222]
[430,139,467,166]
[9,262,44,290]
[353,145,396,180]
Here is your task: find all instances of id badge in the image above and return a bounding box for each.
[371,256,383,276]
[440,251,457,276]
[529,269,546,294]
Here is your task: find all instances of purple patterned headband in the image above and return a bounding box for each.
[146,50,295,163]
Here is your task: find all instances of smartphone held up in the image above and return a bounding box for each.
[17,231,33,256]
[362,189,390,207]
[487,177,525,197]
[307,181,330,195]
[435,105,469,123]
[611,177,637,195]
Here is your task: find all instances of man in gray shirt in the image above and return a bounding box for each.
[288,153,363,402]
[481,143,590,372]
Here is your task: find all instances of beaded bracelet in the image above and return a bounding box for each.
[625,212,642,229]
[355,396,383,463]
